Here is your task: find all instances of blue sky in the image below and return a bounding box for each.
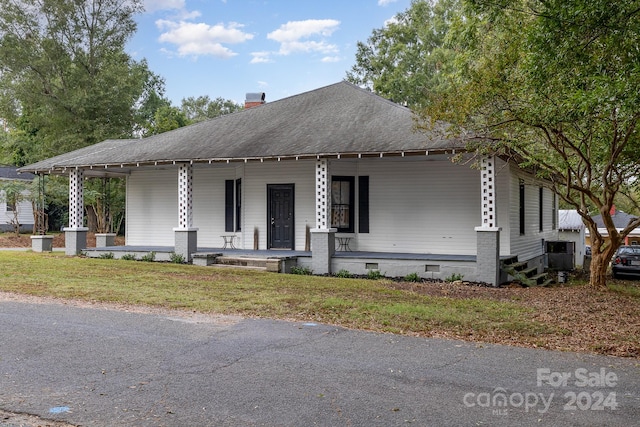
[128,0,413,106]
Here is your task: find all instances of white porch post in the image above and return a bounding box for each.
[310,158,336,274]
[173,163,198,262]
[475,156,501,286]
[64,169,88,255]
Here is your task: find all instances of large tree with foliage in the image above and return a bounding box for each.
[0,0,164,162]
[0,0,168,234]
[346,0,459,108]
[420,0,640,289]
[349,0,640,289]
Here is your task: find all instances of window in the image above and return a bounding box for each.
[552,192,557,230]
[2,190,13,212]
[331,176,354,232]
[539,187,543,232]
[519,180,525,235]
[225,179,242,232]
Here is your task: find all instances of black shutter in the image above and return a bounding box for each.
[235,178,242,231]
[225,180,234,232]
[358,176,369,233]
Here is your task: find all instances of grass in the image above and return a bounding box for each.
[0,252,543,337]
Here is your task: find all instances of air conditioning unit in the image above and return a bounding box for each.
[546,241,575,271]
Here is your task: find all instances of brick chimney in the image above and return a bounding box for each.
[245,92,265,109]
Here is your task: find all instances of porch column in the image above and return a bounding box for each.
[310,158,336,274]
[173,163,198,262]
[64,169,88,255]
[475,156,501,286]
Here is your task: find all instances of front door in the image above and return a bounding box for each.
[267,184,294,249]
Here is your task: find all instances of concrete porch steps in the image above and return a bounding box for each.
[207,263,268,271]
[192,252,298,273]
[501,257,551,287]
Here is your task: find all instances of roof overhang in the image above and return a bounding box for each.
[24,147,466,177]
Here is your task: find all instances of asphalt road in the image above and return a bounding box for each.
[0,297,638,427]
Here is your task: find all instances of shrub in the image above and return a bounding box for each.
[404,272,421,282]
[170,252,186,264]
[99,252,114,259]
[290,266,313,275]
[334,269,352,278]
[120,254,136,261]
[445,273,464,282]
[140,251,156,262]
[367,269,384,280]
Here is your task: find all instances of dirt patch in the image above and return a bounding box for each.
[388,279,640,358]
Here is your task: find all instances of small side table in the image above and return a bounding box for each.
[336,236,352,251]
[221,235,236,249]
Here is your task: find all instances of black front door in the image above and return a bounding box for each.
[267,184,294,249]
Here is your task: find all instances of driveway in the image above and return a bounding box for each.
[0,295,638,426]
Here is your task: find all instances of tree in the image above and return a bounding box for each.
[0,0,166,234]
[346,0,459,108]
[142,95,243,136]
[180,96,243,123]
[422,0,640,289]
[0,0,164,160]
[144,105,189,136]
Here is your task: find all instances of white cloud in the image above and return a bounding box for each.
[377,0,399,5]
[250,51,273,64]
[321,56,341,63]
[384,16,399,27]
[157,20,254,58]
[267,19,340,55]
[143,0,185,13]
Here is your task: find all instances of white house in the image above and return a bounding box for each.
[20,82,558,285]
[0,165,35,233]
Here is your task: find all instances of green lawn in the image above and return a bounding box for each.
[0,251,545,338]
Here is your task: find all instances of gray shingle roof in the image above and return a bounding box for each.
[0,165,35,181]
[592,208,638,229]
[20,81,467,174]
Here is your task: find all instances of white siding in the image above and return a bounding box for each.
[125,162,317,250]
[355,157,480,254]
[126,169,177,245]
[123,156,557,260]
[243,161,316,250]
[0,189,34,228]
[506,164,558,261]
[192,165,238,247]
